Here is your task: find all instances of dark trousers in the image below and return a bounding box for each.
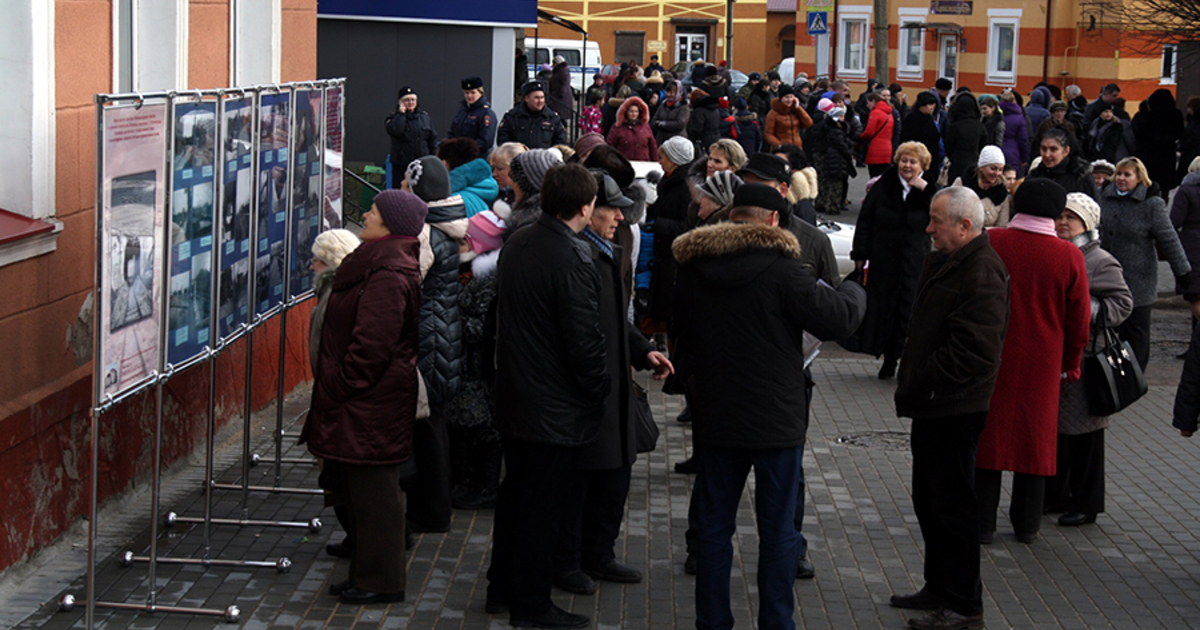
[975,468,1045,537]
[341,463,407,593]
[1048,430,1106,515]
[695,445,801,630]
[555,465,632,573]
[868,163,889,178]
[486,439,580,618]
[1117,304,1153,370]
[911,413,987,617]
[407,406,453,530]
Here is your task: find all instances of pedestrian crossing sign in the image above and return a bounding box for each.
[807,11,828,35]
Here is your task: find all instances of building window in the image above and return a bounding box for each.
[1162,45,1178,84]
[897,8,927,80]
[986,9,1021,86]
[837,6,871,79]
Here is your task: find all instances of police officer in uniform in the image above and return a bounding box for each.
[448,76,498,158]
[497,81,568,150]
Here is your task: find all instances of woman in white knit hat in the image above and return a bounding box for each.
[304,227,362,559]
[1048,192,1133,528]
[951,145,1011,227]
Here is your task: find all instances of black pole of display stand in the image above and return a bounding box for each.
[273,308,287,488]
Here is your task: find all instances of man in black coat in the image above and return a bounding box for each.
[385,87,438,181]
[553,171,673,596]
[497,81,568,149]
[672,200,866,630]
[486,164,606,630]
[891,186,1010,630]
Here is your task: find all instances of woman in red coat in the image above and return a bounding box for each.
[606,96,659,163]
[975,178,1091,545]
[861,92,895,178]
[307,189,426,604]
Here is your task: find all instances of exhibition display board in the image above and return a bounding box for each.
[75,79,346,629]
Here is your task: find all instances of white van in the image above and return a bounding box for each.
[524,38,603,94]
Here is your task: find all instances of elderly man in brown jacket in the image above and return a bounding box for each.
[890,186,1010,630]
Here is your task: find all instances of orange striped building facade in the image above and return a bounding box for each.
[530,1,799,77]
[792,0,1179,106]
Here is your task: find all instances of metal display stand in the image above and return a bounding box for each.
[60,80,345,629]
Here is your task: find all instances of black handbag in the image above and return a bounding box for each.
[1082,303,1147,416]
[632,382,660,454]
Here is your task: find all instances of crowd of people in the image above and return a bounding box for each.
[304,63,1200,630]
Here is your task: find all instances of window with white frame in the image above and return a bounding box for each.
[1162,44,1178,84]
[897,8,927,79]
[986,9,1021,85]
[112,0,189,91]
[838,6,871,79]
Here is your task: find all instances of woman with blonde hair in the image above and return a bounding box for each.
[849,141,938,378]
[1099,156,1192,368]
[705,138,746,177]
[488,142,528,206]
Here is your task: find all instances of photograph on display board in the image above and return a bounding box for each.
[289,89,323,298]
[167,100,217,366]
[100,103,167,399]
[255,91,291,317]
[216,96,255,341]
[323,86,344,230]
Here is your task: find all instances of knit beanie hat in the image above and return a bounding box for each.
[778,84,795,98]
[817,98,834,113]
[405,155,451,202]
[509,148,562,196]
[311,229,361,268]
[829,106,847,120]
[574,133,607,158]
[660,136,695,166]
[698,171,743,208]
[1064,192,1101,232]
[1091,159,1115,177]
[466,210,507,254]
[1011,177,1067,220]
[373,189,428,237]
[735,97,749,111]
[977,145,1006,168]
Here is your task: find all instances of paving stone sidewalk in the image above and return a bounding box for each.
[10,345,1200,629]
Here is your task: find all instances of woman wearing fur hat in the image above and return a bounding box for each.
[607,96,659,162]
[1047,193,1133,528]
[307,190,426,604]
[1099,157,1191,369]
[448,77,498,158]
[695,171,743,226]
[976,178,1091,545]
[952,145,1011,228]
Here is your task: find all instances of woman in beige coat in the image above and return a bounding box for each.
[1048,192,1133,527]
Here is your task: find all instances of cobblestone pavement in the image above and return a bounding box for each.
[10,338,1200,629]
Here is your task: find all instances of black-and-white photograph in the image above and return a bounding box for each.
[109,171,158,332]
[169,270,191,334]
[260,98,290,151]
[190,250,211,332]
[218,257,249,336]
[221,168,252,245]
[188,182,214,240]
[173,106,215,170]
[223,103,252,159]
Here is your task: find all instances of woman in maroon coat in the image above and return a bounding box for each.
[607,96,659,163]
[307,189,426,604]
[975,178,1091,545]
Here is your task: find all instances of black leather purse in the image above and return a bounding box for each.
[1083,302,1147,416]
[632,382,660,454]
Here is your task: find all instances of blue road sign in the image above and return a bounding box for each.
[807,11,828,36]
